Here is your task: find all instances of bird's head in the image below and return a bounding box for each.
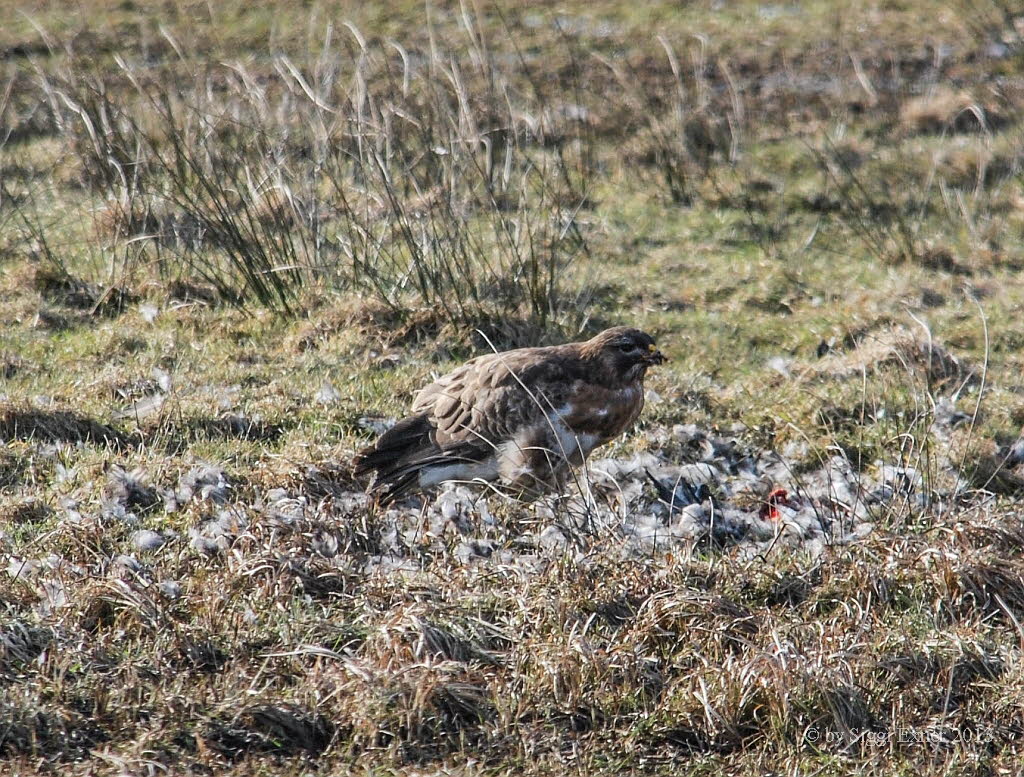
[583,326,666,384]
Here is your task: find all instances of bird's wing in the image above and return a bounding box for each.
[412,347,573,452]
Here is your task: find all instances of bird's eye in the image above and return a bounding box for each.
[616,342,634,352]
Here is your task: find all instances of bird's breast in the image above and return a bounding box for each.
[558,381,645,451]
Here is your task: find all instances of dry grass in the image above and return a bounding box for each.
[899,88,997,135]
[4,498,1024,773]
[0,403,134,448]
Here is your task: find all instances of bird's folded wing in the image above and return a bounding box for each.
[412,349,566,451]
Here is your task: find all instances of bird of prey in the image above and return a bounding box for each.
[354,326,666,504]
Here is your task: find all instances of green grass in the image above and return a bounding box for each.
[3,0,1024,773]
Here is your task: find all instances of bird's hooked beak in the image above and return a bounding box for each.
[645,343,667,365]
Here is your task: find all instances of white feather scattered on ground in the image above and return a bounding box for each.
[316,383,342,404]
[132,529,167,552]
[208,420,971,574]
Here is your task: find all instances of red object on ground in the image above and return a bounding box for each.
[760,487,790,521]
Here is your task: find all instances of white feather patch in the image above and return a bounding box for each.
[418,458,500,488]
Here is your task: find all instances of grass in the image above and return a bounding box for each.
[3,0,1024,773]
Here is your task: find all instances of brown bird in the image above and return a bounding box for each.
[354,327,666,504]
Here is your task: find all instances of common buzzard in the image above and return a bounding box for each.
[354,327,666,504]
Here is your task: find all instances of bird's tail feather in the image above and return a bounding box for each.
[354,413,435,479]
[355,414,490,505]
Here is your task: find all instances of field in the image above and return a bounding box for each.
[3,0,1024,774]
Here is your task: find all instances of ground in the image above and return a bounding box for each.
[3,0,1024,774]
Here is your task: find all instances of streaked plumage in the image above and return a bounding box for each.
[354,327,666,504]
